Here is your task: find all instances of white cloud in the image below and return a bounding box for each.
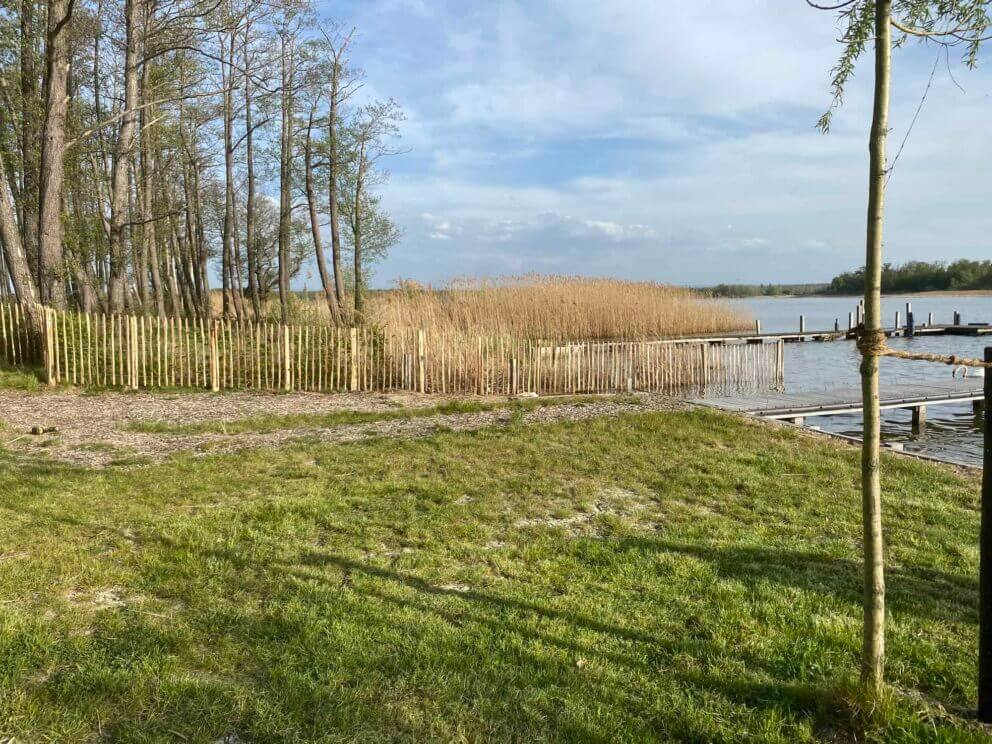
[332,0,992,286]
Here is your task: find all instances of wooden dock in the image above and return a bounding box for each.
[687,324,992,345]
[692,378,985,426]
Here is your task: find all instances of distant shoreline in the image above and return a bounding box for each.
[714,289,992,300]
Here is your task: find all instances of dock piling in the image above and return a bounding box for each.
[911,405,925,432]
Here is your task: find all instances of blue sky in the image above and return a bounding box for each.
[308,0,992,288]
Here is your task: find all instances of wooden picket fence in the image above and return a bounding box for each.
[1,303,784,396]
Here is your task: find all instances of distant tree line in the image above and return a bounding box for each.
[825,260,992,295]
[699,283,827,298]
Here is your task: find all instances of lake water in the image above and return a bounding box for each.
[726,295,992,466]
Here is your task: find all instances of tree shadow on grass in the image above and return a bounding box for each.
[624,538,977,627]
[2,504,977,741]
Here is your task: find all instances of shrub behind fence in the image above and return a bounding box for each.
[1,303,783,396]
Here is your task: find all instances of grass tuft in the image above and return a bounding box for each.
[0,362,43,391]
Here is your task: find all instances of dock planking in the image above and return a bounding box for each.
[681,323,992,345]
[692,378,985,422]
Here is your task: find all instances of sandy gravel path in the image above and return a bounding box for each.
[0,389,684,467]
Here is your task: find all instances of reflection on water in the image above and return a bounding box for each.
[732,295,991,466]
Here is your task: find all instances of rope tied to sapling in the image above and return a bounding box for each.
[853,324,992,369]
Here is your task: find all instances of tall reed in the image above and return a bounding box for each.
[369,276,749,340]
[211,275,749,340]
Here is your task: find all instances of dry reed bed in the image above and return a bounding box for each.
[257,276,750,340]
[371,276,749,339]
[3,303,782,397]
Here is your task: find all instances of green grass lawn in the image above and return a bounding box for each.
[0,408,986,742]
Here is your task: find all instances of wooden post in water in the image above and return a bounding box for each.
[848,311,854,331]
[928,311,934,326]
[894,310,900,331]
[799,315,806,334]
[955,311,962,326]
[911,405,925,432]
[754,319,761,335]
[979,346,992,721]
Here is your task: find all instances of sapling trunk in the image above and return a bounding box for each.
[860,0,891,693]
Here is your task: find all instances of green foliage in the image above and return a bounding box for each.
[826,258,992,294]
[0,410,987,740]
[813,0,991,132]
[0,362,43,391]
[701,283,828,299]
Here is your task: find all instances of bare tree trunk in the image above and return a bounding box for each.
[0,155,39,304]
[352,146,365,319]
[243,23,260,317]
[20,0,40,282]
[138,27,165,317]
[37,0,74,308]
[192,157,210,317]
[277,31,294,324]
[305,110,340,324]
[69,187,98,312]
[107,0,141,311]
[859,0,891,694]
[327,57,346,306]
[221,32,235,319]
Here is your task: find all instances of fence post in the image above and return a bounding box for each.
[44,308,56,386]
[282,325,292,392]
[477,337,483,395]
[417,328,426,393]
[209,321,220,392]
[349,327,358,392]
[128,315,139,390]
[980,346,992,721]
[777,339,785,388]
[700,343,708,393]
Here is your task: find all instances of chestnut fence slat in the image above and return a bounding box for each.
[0,303,784,396]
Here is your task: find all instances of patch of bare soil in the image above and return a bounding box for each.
[0,389,685,467]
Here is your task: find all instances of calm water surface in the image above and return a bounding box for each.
[728,295,992,466]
